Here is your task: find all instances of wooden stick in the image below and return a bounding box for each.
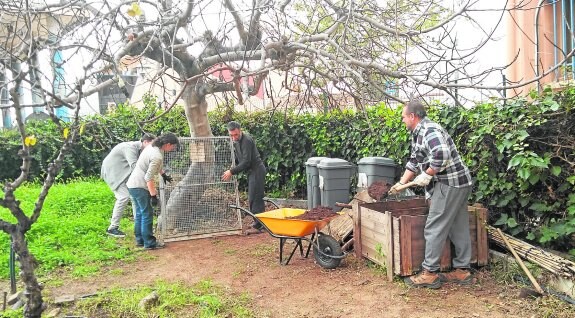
[388,181,417,195]
[488,227,575,277]
[497,228,544,295]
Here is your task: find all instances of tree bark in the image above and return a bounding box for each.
[183,84,212,138]
[12,230,43,318]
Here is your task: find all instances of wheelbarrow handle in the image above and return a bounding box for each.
[229,205,257,218]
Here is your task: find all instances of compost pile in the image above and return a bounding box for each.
[368,180,392,201]
[289,206,337,221]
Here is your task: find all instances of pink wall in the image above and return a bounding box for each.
[507,0,564,95]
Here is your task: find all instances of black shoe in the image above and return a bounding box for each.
[143,243,166,250]
[251,222,263,230]
[106,228,126,238]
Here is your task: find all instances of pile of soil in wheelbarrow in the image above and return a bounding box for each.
[288,206,338,220]
[368,180,392,201]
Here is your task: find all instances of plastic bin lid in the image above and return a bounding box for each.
[317,158,352,169]
[357,157,397,166]
[305,156,329,166]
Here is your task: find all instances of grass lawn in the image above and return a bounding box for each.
[0,178,137,279]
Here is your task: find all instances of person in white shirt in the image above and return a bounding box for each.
[126,133,179,249]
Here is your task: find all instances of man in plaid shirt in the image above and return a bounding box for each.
[389,99,474,289]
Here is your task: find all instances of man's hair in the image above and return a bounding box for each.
[140,133,156,142]
[152,132,179,147]
[405,100,427,118]
[226,121,241,131]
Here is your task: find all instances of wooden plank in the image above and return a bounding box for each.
[361,198,428,213]
[354,201,363,258]
[476,207,489,266]
[393,216,401,275]
[407,215,426,275]
[385,211,394,281]
[163,229,242,242]
[360,227,389,244]
[400,216,413,276]
[362,245,387,265]
[468,206,478,263]
[325,208,354,242]
[359,207,393,277]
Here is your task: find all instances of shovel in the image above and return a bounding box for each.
[387,181,417,196]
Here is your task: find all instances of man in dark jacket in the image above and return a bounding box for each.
[221,121,267,233]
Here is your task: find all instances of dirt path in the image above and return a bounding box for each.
[47,233,560,318]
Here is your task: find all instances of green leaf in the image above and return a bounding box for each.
[507,156,522,169]
[526,232,535,240]
[518,197,530,207]
[507,218,518,228]
[494,214,508,226]
[517,130,530,141]
[551,166,562,176]
[528,173,540,185]
[518,168,530,180]
[530,202,550,212]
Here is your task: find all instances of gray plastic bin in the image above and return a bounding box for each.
[305,157,328,209]
[317,158,354,211]
[357,157,398,190]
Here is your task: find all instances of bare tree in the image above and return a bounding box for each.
[0,0,568,316]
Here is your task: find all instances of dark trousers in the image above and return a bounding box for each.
[248,164,266,228]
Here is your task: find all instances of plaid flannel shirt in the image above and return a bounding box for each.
[406,117,473,198]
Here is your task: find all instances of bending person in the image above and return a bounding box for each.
[101,133,155,237]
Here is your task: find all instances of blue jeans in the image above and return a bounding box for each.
[128,188,157,248]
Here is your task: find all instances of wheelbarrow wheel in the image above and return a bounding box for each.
[313,234,343,269]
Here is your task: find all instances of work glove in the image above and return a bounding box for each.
[150,195,159,208]
[413,172,433,187]
[161,173,173,183]
[388,182,405,195]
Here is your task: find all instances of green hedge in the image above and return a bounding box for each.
[1,90,574,251]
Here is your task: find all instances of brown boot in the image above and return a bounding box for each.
[404,269,442,289]
[439,268,475,285]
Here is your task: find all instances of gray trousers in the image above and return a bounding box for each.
[422,182,472,272]
[109,183,136,230]
[248,164,266,214]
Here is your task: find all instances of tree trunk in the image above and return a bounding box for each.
[183,84,212,138]
[12,230,43,318]
[162,85,221,233]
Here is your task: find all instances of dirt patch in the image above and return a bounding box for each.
[368,180,392,201]
[289,206,337,220]
[41,234,575,318]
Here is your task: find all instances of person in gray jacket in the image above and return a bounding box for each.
[221,121,266,234]
[101,133,155,237]
[127,133,179,249]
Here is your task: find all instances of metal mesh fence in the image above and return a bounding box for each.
[158,137,241,242]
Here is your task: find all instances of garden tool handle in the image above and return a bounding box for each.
[394,181,417,192]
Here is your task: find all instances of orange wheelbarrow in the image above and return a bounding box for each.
[230,205,344,269]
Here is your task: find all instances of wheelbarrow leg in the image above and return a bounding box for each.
[279,237,306,265]
[304,233,315,258]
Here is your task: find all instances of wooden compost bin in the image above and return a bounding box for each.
[353,197,489,281]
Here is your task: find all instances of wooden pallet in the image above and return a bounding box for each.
[323,190,375,242]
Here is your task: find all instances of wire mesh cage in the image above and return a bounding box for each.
[158,136,241,242]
